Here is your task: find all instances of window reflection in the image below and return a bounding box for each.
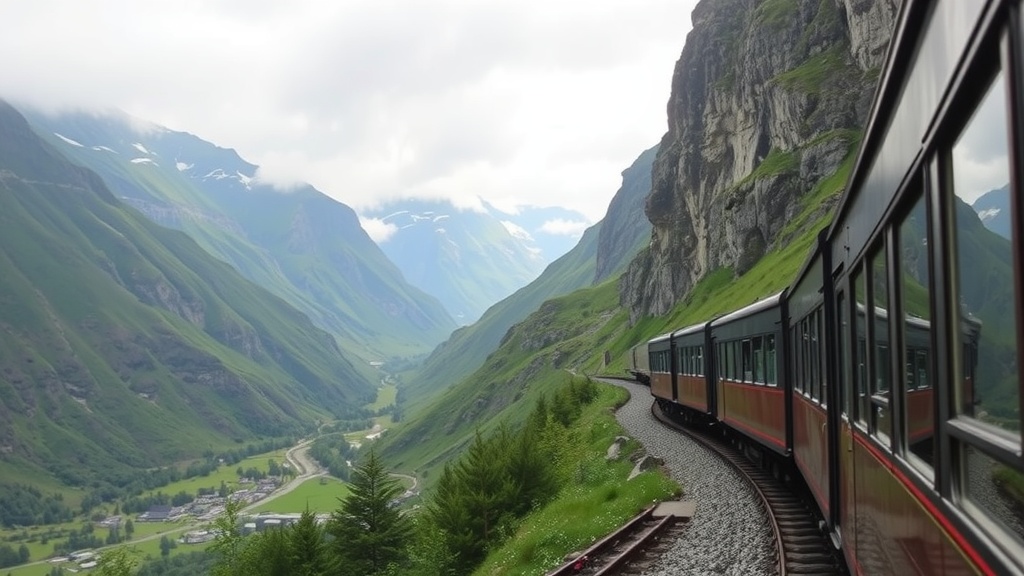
[899,192,934,477]
[962,444,1024,547]
[855,270,869,427]
[951,71,1020,440]
[871,249,892,445]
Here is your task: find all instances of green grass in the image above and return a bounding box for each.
[774,44,849,94]
[247,476,350,514]
[472,384,679,575]
[753,0,798,30]
[135,450,290,501]
[369,384,398,411]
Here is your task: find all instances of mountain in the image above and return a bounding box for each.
[622,0,898,320]
[0,100,375,487]
[395,146,655,407]
[484,202,590,267]
[20,109,456,362]
[363,200,547,324]
[973,184,1011,240]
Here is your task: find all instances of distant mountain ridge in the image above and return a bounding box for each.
[0,100,374,486]
[21,107,456,362]
[364,199,548,324]
[973,184,1011,240]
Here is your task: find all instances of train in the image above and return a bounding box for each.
[626,0,1024,574]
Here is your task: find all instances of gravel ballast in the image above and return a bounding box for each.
[605,378,774,575]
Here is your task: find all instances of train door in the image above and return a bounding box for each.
[823,252,843,542]
[836,280,859,564]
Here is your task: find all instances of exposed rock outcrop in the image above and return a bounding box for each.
[621,0,896,322]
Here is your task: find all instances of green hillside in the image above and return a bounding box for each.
[0,100,374,491]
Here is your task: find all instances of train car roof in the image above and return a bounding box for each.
[672,320,709,338]
[648,331,673,345]
[710,291,785,327]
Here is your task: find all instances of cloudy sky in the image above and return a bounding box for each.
[0,0,698,231]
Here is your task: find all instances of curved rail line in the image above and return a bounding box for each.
[651,403,846,576]
[545,504,687,575]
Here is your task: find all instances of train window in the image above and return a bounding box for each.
[838,291,850,416]
[812,309,822,402]
[815,307,823,405]
[766,335,777,386]
[950,70,1020,446]
[898,190,934,477]
[697,346,704,377]
[742,339,753,382]
[791,327,800,392]
[855,268,869,427]
[960,443,1024,548]
[870,248,892,446]
[732,340,740,381]
[720,343,727,379]
[752,336,764,384]
[724,341,733,381]
[799,319,808,394]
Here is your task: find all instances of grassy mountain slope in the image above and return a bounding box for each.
[22,109,455,362]
[0,100,374,488]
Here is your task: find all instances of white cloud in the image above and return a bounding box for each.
[0,0,698,221]
[539,218,589,237]
[359,216,399,243]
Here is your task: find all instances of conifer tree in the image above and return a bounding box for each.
[288,508,327,576]
[327,449,411,576]
[249,527,291,576]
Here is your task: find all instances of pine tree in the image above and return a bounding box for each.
[289,508,327,576]
[327,449,411,576]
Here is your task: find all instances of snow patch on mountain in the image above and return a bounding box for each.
[54,133,83,147]
[500,220,534,242]
[176,161,193,172]
[131,158,158,166]
[91,145,117,153]
[236,171,253,188]
[132,142,153,155]
[978,207,1000,222]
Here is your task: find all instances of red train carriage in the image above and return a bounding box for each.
[787,239,832,520]
[647,332,674,404]
[710,292,787,455]
[632,0,1024,572]
[671,321,714,415]
[810,0,1024,572]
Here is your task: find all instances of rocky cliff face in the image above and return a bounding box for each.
[621,0,896,321]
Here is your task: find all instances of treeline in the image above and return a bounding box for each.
[309,436,357,481]
[0,543,30,568]
[0,484,74,528]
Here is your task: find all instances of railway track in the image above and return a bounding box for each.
[545,503,690,575]
[651,403,847,576]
